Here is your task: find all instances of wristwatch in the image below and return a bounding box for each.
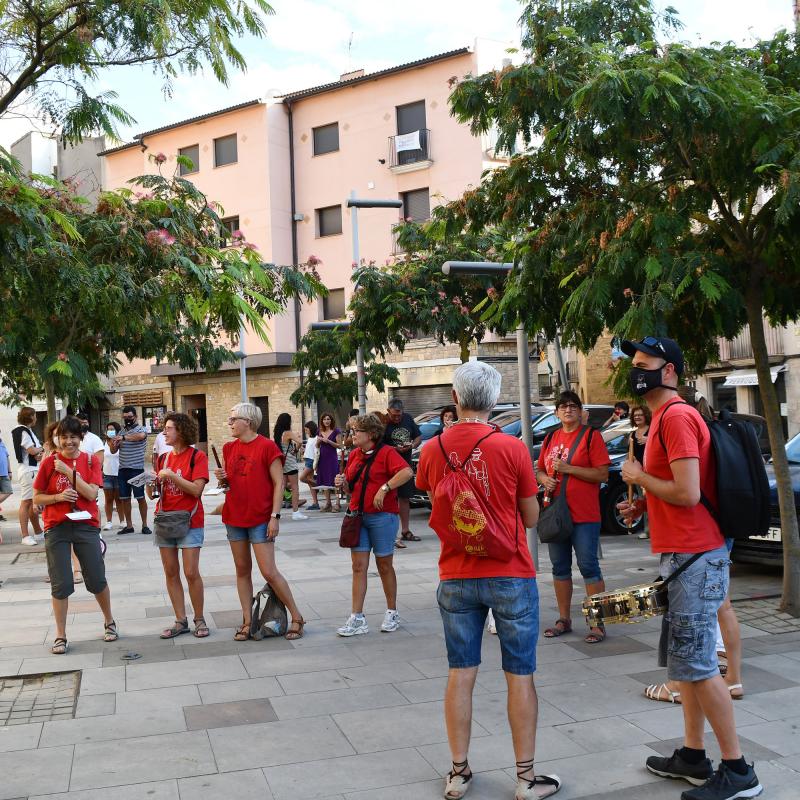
[270,513,281,519]
[121,434,126,441]
[381,483,391,493]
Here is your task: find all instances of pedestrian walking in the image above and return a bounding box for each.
[383,399,422,547]
[12,406,44,546]
[149,412,209,640]
[316,412,343,512]
[102,422,124,531]
[334,413,413,637]
[619,336,761,800]
[109,406,152,535]
[0,433,12,544]
[300,420,320,510]
[215,403,306,641]
[274,413,308,521]
[537,390,611,644]
[417,361,559,800]
[32,416,117,655]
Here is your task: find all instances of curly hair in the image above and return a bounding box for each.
[356,413,386,444]
[630,405,651,425]
[164,411,198,445]
[16,406,36,426]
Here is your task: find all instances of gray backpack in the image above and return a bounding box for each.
[249,582,287,640]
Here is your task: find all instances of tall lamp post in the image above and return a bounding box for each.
[347,192,403,414]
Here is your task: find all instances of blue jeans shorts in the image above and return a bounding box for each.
[659,545,731,682]
[226,522,271,544]
[437,577,539,675]
[0,476,12,494]
[117,467,145,500]
[304,458,314,470]
[155,526,204,549]
[548,521,602,583]
[102,475,117,491]
[352,512,398,557]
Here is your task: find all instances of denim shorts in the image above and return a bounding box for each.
[304,458,314,470]
[117,467,145,500]
[548,521,603,583]
[353,512,398,557]
[0,476,12,494]
[658,545,730,682]
[102,475,117,491]
[226,522,271,544]
[437,577,539,675]
[155,526,204,549]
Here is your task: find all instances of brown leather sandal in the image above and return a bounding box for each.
[543,618,572,638]
[234,622,250,641]
[285,617,306,640]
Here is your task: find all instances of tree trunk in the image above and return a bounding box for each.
[43,374,57,425]
[745,286,800,617]
[459,336,471,363]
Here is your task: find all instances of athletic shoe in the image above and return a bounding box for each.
[337,614,368,637]
[646,750,714,786]
[638,532,650,539]
[117,526,134,535]
[102,522,113,531]
[21,535,39,546]
[681,763,762,800]
[306,504,320,511]
[487,609,497,635]
[381,610,399,632]
[141,526,153,536]
[291,511,308,521]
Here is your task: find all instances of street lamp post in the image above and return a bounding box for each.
[347,192,403,414]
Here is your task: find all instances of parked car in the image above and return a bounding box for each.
[413,403,525,445]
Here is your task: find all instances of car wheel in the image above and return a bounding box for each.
[602,481,644,535]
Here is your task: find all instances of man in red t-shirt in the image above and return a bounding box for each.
[620,337,761,800]
[417,361,559,800]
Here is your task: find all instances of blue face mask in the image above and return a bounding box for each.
[106,429,116,438]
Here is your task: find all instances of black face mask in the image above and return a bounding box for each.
[629,365,670,396]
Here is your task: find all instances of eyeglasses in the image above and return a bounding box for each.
[352,428,367,433]
[641,336,666,355]
[227,416,245,424]
[558,403,580,411]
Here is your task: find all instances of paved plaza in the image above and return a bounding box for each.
[0,490,799,800]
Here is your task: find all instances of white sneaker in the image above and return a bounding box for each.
[21,535,38,546]
[381,610,399,632]
[291,511,308,521]
[638,532,649,540]
[102,522,113,531]
[487,609,497,635]
[337,614,368,637]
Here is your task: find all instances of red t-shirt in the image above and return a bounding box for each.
[644,397,723,554]
[221,435,284,527]
[344,445,410,515]
[157,447,209,529]
[416,423,538,580]
[537,427,610,524]
[33,452,103,530]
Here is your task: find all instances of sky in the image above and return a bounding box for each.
[1,0,797,149]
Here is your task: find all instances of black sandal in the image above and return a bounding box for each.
[160,618,190,639]
[515,758,562,800]
[103,620,119,642]
[543,618,572,638]
[444,759,472,800]
[51,637,68,655]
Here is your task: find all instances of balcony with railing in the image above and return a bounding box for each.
[388,129,432,173]
[717,322,785,365]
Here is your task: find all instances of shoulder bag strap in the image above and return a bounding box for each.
[558,425,589,497]
[659,551,705,588]
[355,444,383,514]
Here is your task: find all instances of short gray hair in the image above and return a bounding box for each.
[230,402,261,431]
[452,361,501,412]
[387,398,404,411]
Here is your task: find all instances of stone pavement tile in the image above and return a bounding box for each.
[333,700,481,754]
[582,651,665,677]
[125,654,247,690]
[264,747,439,800]
[28,781,180,800]
[270,684,408,721]
[742,653,800,684]
[343,770,515,800]
[737,686,800,721]
[0,720,41,751]
[78,666,125,695]
[336,661,426,688]
[527,744,664,800]
[240,645,363,678]
[40,707,187,747]
[115,684,201,714]
[646,734,782,762]
[735,716,800,757]
[534,643,591,665]
[0,659,22,676]
[181,638,294,656]
[476,661,599,693]
[209,717,355,772]
[102,645,186,668]
[735,662,799,693]
[198,677,284,705]
[409,657,453,678]
[276,669,349,695]
[567,635,654,658]
[184,698,277,730]
[393,676,488,704]
[621,703,766,740]
[554,716,653,752]
[75,693,115,718]
[207,609,244,628]
[538,675,665,722]
[567,780,701,800]
[0,744,73,799]
[627,631,662,649]
[417,727,586,776]
[19,653,102,674]
[0,626,49,646]
[742,759,800,800]
[337,634,447,667]
[179,769,274,800]
[70,731,215,790]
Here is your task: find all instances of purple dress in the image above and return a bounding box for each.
[316,428,341,488]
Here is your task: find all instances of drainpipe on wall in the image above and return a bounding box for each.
[287,100,306,431]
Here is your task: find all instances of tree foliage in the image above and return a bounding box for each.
[0,0,274,141]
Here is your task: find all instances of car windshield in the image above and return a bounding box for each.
[604,432,631,457]
[787,433,800,464]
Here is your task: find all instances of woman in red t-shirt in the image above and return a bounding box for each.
[148,412,209,639]
[333,414,413,637]
[32,416,117,655]
[536,391,610,644]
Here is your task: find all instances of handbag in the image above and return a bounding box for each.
[339,445,383,548]
[537,426,589,544]
[153,449,199,540]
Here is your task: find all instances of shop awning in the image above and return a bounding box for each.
[723,365,786,387]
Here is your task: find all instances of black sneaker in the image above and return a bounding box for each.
[117,526,134,535]
[646,750,714,786]
[141,526,153,536]
[681,763,762,800]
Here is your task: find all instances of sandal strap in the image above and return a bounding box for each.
[53,637,67,645]
[516,758,534,779]
[449,759,470,778]
[105,620,117,632]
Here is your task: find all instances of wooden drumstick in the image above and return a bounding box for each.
[627,435,635,531]
[211,445,228,488]
[71,463,78,512]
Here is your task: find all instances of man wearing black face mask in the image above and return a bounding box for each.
[618,337,761,800]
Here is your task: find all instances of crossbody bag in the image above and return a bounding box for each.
[153,449,199,540]
[339,445,383,548]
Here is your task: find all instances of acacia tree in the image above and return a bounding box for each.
[0,157,322,420]
[442,0,800,613]
[0,0,273,141]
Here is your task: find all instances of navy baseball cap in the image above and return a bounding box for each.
[621,336,684,377]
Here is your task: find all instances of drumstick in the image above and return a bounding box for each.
[71,463,78,512]
[338,445,345,500]
[627,435,635,531]
[211,445,228,488]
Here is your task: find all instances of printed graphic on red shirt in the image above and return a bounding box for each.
[158,448,209,529]
[33,452,103,529]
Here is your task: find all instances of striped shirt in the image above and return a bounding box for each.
[118,424,147,470]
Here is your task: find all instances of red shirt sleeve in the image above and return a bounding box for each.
[385,446,410,476]
[536,439,548,473]
[415,439,436,490]
[33,456,54,492]
[662,407,702,462]
[263,438,285,468]
[87,453,103,486]
[193,450,210,482]
[587,429,611,467]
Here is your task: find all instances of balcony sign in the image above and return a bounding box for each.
[395,130,421,153]
[723,365,786,386]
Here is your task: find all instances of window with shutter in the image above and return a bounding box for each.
[323,288,346,320]
[214,134,238,167]
[402,188,430,222]
[396,100,426,134]
[317,205,342,237]
[178,144,199,175]
[313,123,339,155]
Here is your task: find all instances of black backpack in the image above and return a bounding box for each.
[659,403,770,540]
